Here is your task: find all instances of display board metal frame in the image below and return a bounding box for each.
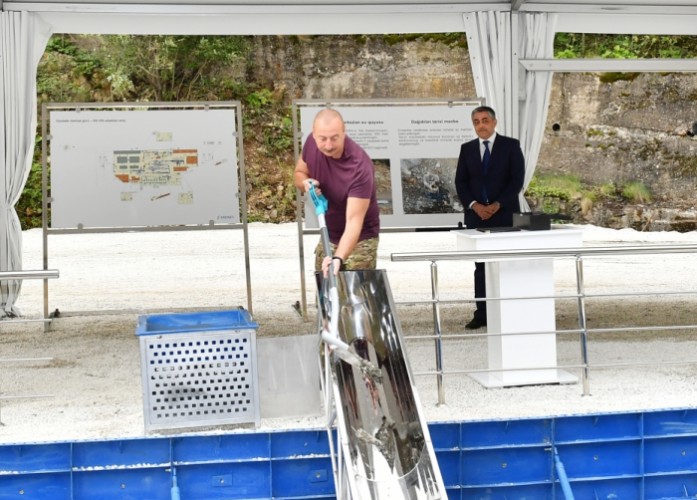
[41,101,253,315]
[293,98,483,318]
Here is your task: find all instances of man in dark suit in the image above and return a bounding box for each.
[455,106,525,329]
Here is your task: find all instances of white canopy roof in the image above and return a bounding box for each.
[2,1,697,35]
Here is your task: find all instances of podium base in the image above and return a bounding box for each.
[469,369,578,389]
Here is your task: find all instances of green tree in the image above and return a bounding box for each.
[91,35,251,101]
[37,35,105,103]
[555,33,697,58]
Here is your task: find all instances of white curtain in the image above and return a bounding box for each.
[0,12,53,318]
[463,10,512,136]
[517,12,557,211]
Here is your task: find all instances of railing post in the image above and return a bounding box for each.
[575,255,591,396]
[430,260,445,405]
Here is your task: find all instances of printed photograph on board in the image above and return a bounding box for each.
[400,158,461,214]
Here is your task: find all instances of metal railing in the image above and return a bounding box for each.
[1,269,60,332]
[391,243,697,402]
[0,269,59,280]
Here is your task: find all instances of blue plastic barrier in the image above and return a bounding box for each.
[2,408,697,499]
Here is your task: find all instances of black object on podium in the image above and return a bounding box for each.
[512,212,552,231]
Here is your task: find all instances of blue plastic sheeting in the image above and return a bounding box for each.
[2,408,697,499]
[135,309,258,336]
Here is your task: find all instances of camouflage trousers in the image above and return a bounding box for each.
[314,237,379,272]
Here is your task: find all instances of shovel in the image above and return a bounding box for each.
[307,183,382,381]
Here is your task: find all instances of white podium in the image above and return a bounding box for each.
[455,227,584,388]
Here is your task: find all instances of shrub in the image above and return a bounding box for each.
[621,181,652,203]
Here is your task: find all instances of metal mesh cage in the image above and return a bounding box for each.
[137,315,259,432]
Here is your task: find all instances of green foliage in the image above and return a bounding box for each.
[600,41,636,60]
[526,174,584,202]
[555,49,577,60]
[621,181,652,204]
[554,34,697,84]
[526,174,625,217]
[45,36,101,75]
[263,115,294,155]
[245,88,274,110]
[241,86,297,222]
[527,174,654,221]
[554,34,697,59]
[37,35,104,103]
[94,35,251,101]
[243,89,294,155]
[598,182,618,197]
[15,138,45,229]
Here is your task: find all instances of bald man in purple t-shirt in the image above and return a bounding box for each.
[294,108,380,276]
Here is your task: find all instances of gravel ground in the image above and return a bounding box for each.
[1,222,697,444]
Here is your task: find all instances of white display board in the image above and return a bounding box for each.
[49,105,241,229]
[296,99,482,229]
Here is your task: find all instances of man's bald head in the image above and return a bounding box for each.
[312,108,346,159]
[313,108,345,129]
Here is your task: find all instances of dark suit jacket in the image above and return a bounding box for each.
[455,134,525,229]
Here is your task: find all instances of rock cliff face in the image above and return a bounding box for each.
[251,36,697,230]
[543,72,697,230]
[250,35,475,100]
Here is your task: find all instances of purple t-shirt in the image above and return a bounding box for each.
[302,134,380,244]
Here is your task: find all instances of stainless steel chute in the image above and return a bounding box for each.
[317,269,446,499]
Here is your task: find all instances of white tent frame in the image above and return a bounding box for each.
[6,1,697,103]
[2,0,697,319]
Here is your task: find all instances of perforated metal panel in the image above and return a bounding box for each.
[138,329,260,432]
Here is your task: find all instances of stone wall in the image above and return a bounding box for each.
[543,72,697,230]
[250,35,475,101]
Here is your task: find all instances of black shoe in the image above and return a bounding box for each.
[465,317,487,329]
